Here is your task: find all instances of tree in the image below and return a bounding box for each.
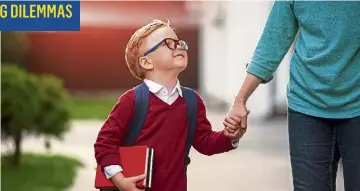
[1,65,40,166]
[34,74,71,139]
[1,65,71,166]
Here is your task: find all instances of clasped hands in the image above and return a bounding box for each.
[223,102,250,142]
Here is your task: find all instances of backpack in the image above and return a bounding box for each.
[125,82,197,177]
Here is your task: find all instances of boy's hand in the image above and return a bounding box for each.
[223,116,246,141]
[227,102,250,132]
[112,172,145,191]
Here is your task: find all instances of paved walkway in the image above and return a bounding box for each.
[6,111,345,191]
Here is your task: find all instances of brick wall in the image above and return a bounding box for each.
[26,2,200,91]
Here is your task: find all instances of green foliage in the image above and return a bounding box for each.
[1,65,71,166]
[34,74,71,138]
[69,96,117,119]
[1,152,82,191]
[1,64,40,137]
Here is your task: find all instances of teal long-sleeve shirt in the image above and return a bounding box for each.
[247,1,360,119]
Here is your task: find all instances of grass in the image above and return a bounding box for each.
[1,152,83,191]
[69,96,118,120]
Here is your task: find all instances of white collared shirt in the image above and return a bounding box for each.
[143,79,182,105]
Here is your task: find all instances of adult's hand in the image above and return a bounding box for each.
[224,73,262,138]
[224,101,250,137]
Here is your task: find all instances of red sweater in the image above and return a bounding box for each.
[94,89,235,191]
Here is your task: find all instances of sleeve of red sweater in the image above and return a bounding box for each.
[94,90,135,170]
[192,93,235,156]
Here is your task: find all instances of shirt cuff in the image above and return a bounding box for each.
[246,62,274,84]
[104,165,123,179]
[231,140,240,148]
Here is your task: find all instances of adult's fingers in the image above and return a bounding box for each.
[223,121,236,133]
[225,116,239,126]
[229,116,241,124]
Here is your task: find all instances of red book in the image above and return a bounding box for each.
[94,146,154,189]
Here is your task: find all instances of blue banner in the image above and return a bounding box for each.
[0,1,80,31]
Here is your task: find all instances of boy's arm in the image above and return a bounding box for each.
[94,91,135,178]
[192,93,236,156]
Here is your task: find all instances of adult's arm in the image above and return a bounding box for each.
[235,1,299,104]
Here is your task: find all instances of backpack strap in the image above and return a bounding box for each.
[123,82,149,146]
[181,87,198,175]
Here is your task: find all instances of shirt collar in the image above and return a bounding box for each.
[143,79,183,97]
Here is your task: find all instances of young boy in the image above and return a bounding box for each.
[94,19,245,191]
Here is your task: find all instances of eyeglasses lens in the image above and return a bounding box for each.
[165,39,188,51]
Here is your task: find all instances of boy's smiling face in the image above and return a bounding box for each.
[140,26,188,73]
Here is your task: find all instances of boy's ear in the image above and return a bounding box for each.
[139,56,154,70]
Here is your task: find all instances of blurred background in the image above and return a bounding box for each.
[1,1,344,191]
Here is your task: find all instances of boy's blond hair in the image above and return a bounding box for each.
[125,19,173,80]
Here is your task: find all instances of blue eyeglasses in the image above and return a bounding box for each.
[143,38,188,56]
